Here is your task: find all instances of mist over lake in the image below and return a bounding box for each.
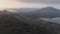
[40,17,60,24]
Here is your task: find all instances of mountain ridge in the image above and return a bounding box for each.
[23,7,60,18]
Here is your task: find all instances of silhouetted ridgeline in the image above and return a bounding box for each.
[0,10,60,34]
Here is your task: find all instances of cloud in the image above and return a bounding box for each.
[0,0,60,9]
[21,0,60,4]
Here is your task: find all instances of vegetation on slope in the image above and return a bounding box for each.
[0,10,59,34]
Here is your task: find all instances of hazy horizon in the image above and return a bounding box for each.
[0,0,60,9]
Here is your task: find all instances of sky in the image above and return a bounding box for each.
[0,0,60,9]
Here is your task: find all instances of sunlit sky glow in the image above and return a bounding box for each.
[0,0,60,9]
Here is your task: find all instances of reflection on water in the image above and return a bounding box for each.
[40,17,60,24]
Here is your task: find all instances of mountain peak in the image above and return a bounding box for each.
[46,7,56,9]
[40,7,58,11]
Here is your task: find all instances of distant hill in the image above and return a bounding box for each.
[24,7,60,18]
[6,7,60,18]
